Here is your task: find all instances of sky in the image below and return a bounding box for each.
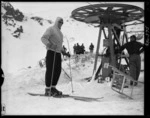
[10,2,144,19]
[10,2,94,19]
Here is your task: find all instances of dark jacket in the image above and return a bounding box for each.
[119,41,144,55]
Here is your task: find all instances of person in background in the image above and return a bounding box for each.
[89,43,94,53]
[81,43,85,54]
[119,35,144,86]
[76,43,80,54]
[73,44,77,54]
[41,17,69,96]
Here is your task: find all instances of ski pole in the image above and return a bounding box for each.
[62,67,72,80]
[68,56,74,93]
[65,36,74,93]
[49,49,57,99]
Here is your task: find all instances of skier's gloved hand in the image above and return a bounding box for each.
[61,51,70,58]
[64,52,71,58]
[61,49,65,55]
[66,53,71,58]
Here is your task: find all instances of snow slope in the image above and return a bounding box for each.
[2,13,100,75]
[2,54,144,115]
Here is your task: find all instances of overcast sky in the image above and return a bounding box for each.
[10,2,144,19]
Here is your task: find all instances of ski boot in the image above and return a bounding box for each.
[45,88,53,96]
[51,87,63,97]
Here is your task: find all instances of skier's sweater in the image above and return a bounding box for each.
[41,17,63,53]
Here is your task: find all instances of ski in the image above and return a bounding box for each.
[28,92,70,98]
[28,92,104,102]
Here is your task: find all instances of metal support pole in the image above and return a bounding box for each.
[124,26,129,43]
[112,27,121,46]
[102,28,108,39]
[108,24,116,67]
[122,31,125,45]
[122,26,130,67]
[112,27,122,69]
[93,25,103,74]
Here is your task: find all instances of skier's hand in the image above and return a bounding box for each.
[66,53,71,58]
[61,48,65,55]
[61,47,66,52]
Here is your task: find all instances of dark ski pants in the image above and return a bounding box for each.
[129,54,141,81]
[45,50,61,87]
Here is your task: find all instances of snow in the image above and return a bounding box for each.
[2,55,144,115]
[2,2,144,115]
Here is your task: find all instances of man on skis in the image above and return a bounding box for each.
[41,17,69,96]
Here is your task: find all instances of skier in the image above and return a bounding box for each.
[41,17,69,96]
[76,43,80,54]
[119,35,144,86]
[73,44,77,54]
[81,43,85,54]
[89,43,94,53]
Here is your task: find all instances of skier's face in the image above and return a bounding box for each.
[130,36,136,42]
[58,19,63,29]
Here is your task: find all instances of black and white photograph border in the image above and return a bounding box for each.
[1,1,149,116]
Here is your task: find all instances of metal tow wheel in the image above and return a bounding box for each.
[71,4,144,24]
